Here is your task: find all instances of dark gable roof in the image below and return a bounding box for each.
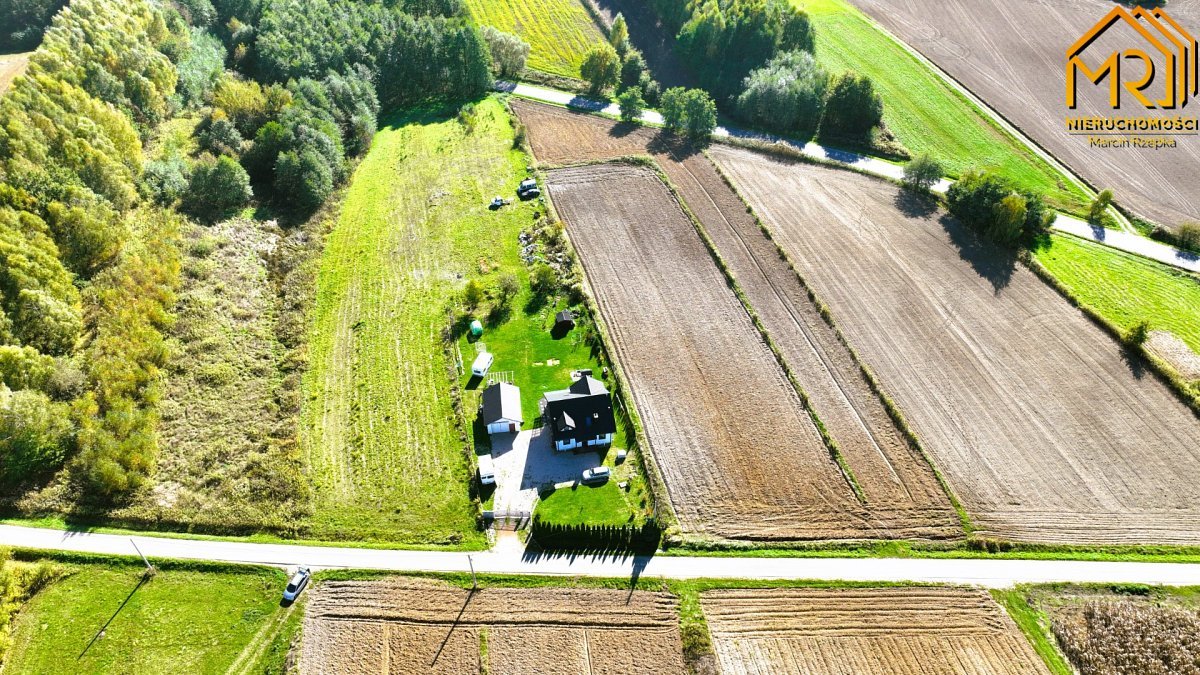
[543,376,615,442]
[480,382,522,424]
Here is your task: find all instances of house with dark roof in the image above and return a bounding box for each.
[480,382,522,435]
[540,371,616,452]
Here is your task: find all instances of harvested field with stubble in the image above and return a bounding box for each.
[846,0,1200,227]
[300,578,686,674]
[547,162,877,541]
[518,100,960,541]
[710,144,1200,545]
[702,587,1049,674]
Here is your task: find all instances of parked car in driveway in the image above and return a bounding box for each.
[283,566,310,603]
[582,466,611,484]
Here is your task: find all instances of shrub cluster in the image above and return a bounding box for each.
[946,170,1055,245]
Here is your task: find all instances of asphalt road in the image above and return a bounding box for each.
[4,525,1200,588]
[499,82,1198,274]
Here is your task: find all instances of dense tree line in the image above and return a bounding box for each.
[0,0,184,494]
[0,0,68,51]
[643,0,886,141]
[0,0,499,499]
[676,0,813,100]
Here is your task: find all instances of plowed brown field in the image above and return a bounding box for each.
[846,0,1200,228]
[518,100,959,541]
[300,578,686,674]
[710,144,1200,545]
[702,587,1048,674]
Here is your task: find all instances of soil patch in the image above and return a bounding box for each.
[300,578,685,674]
[517,100,960,541]
[702,587,1048,674]
[710,144,1200,545]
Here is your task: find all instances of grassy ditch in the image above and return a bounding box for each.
[991,589,1074,675]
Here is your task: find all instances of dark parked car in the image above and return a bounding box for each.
[517,178,540,200]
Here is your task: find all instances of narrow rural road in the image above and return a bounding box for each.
[4,525,1200,588]
[499,82,1200,274]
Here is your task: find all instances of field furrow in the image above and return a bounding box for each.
[702,588,1048,674]
[710,144,1200,545]
[518,100,960,541]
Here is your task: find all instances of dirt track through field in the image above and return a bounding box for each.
[299,578,685,674]
[710,144,1200,544]
[517,100,959,541]
[846,0,1200,227]
[702,587,1048,674]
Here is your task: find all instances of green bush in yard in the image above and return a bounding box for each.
[821,71,883,138]
[902,153,944,192]
[661,87,717,141]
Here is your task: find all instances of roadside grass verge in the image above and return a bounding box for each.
[799,0,1089,214]
[1,559,287,674]
[1033,233,1200,354]
[464,0,606,78]
[301,100,534,547]
[991,588,1073,675]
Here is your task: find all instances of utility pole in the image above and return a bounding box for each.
[467,554,478,590]
[130,538,154,576]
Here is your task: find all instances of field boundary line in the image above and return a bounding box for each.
[643,159,869,505]
[836,1,1112,225]
[701,150,976,536]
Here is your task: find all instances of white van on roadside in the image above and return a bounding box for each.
[477,453,496,485]
[471,351,494,378]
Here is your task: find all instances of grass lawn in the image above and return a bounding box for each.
[2,563,290,675]
[464,0,606,78]
[798,0,1089,214]
[534,480,634,526]
[300,99,536,547]
[1034,234,1200,354]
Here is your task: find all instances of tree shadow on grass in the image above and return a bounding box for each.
[79,573,150,660]
[939,213,1017,294]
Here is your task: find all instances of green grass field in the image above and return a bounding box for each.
[535,480,636,526]
[2,563,290,675]
[300,99,543,546]
[1034,234,1200,355]
[465,0,606,78]
[799,0,1089,214]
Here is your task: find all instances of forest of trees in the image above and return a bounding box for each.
[644,0,886,141]
[0,0,496,501]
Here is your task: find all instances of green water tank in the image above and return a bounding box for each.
[470,320,483,337]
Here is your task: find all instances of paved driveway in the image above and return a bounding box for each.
[489,428,604,513]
